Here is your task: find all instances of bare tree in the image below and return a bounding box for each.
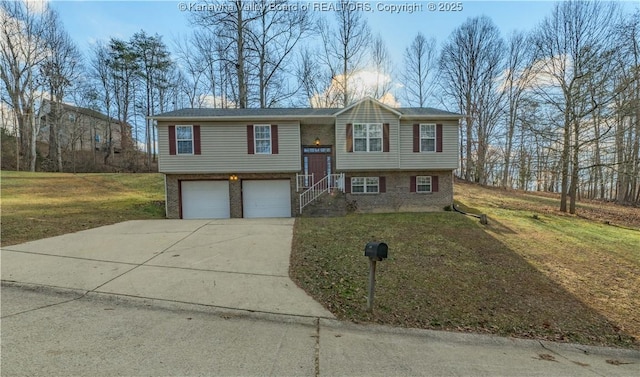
[613,10,640,205]
[501,31,532,188]
[173,35,207,108]
[369,34,393,101]
[189,0,259,108]
[295,47,333,107]
[530,0,621,213]
[0,0,52,171]
[89,42,115,164]
[40,8,82,172]
[439,16,505,184]
[400,33,438,107]
[245,0,313,107]
[318,0,371,106]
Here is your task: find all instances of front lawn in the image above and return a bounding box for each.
[290,208,639,349]
[1,171,165,246]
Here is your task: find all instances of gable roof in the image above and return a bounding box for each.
[333,97,402,117]
[151,97,463,121]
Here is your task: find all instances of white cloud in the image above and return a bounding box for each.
[25,0,49,14]
[199,94,236,109]
[310,69,400,108]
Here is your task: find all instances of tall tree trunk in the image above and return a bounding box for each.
[560,109,571,212]
[569,119,580,214]
[236,3,247,109]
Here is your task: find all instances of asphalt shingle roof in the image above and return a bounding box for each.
[153,107,338,118]
[151,98,463,120]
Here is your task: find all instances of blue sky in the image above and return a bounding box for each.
[50,0,637,85]
[49,1,609,59]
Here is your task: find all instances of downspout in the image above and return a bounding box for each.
[164,174,168,218]
[452,202,487,225]
[396,117,401,169]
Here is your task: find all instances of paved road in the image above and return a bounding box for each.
[2,284,639,376]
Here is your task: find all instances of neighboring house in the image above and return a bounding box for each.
[38,100,130,154]
[152,97,463,219]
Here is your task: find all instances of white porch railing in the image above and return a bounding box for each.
[296,173,314,192]
[299,173,345,213]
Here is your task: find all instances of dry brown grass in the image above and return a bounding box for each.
[454,180,640,346]
[1,171,165,246]
[291,181,640,349]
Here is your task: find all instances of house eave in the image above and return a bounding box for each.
[399,114,465,121]
[149,115,336,122]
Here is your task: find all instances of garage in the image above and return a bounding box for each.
[242,180,291,218]
[181,180,230,219]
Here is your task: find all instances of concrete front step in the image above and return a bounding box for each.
[301,191,347,217]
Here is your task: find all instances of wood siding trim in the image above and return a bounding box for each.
[271,124,278,154]
[383,123,390,152]
[247,125,254,154]
[193,125,201,155]
[169,125,176,155]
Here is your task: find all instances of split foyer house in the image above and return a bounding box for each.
[152,97,463,219]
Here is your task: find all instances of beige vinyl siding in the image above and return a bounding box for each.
[158,121,300,173]
[335,101,400,170]
[399,121,459,170]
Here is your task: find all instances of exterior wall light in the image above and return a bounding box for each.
[229,174,238,181]
[314,137,321,146]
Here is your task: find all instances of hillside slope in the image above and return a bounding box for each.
[454,180,640,345]
[1,172,165,246]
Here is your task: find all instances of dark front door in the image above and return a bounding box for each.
[303,146,332,186]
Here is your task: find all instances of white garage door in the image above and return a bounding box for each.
[181,180,230,219]
[242,180,291,218]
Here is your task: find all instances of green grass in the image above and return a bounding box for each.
[291,182,640,349]
[1,171,165,246]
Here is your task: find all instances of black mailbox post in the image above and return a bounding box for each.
[364,242,388,312]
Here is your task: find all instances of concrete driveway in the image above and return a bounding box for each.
[1,219,333,318]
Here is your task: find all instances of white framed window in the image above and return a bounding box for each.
[351,177,379,194]
[416,176,432,193]
[354,123,382,152]
[254,124,272,154]
[420,124,436,152]
[176,125,194,154]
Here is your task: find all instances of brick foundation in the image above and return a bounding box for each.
[344,171,453,213]
[165,170,454,218]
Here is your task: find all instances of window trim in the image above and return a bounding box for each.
[254,124,272,154]
[351,177,380,194]
[353,123,383,153]
[176,125,194,155]
[420,123,436,153]
[416,176,432,193]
